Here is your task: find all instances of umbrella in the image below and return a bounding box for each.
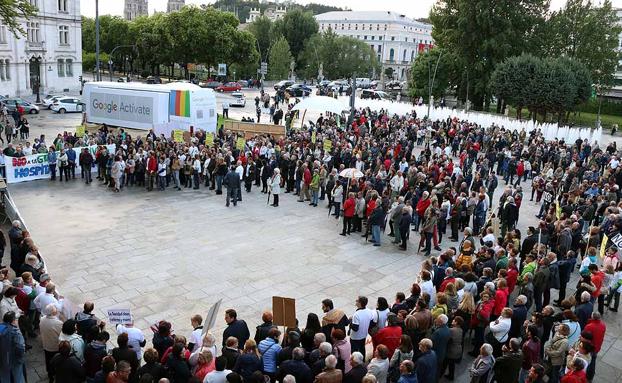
[339,168,364,179]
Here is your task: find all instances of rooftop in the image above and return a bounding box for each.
[315,10,431,28]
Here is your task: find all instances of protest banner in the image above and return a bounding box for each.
[272,296,296,328]
[236,137,246,151]
[107,308,132,325]
[173,130,184,143]
[311,131,317,144]
[75,125,86,138]
[5,144,116,184]
[205,133,214,146]
[323,139,332,152]
[202,299,223,336]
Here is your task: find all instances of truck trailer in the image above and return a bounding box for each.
[82,81,217,134]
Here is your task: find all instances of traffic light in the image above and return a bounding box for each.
[78,75,82,82]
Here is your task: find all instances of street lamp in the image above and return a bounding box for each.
[108,59,114,81]
[108,45,136,82]
[426,50,442,119]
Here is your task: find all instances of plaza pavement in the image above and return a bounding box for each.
[6,108,622,383]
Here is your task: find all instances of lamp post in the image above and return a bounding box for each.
[95,0,100,81]
[108,45,136,82]
[426,50,442,119]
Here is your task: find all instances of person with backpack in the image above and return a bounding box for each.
[0,311,26,383]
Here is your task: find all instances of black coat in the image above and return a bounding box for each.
[223,319,250,348]
[50,354,86,383]
[224,170,241,189]
[278,359,313,383]
[344,364,368,383]
[521,234,538,258]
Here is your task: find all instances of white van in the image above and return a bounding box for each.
[355,78,371,88]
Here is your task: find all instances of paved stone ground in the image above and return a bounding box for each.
[6,111,621,382]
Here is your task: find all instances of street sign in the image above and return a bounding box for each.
[260,62,268,75]
[218,63,227,76]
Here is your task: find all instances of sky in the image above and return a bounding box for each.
[81,0,622,19]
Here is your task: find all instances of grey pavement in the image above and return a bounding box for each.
[6,112,621,383]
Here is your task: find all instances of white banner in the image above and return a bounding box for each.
[107,308,132,325]
[4,144,116,184]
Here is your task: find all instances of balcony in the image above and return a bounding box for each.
[26,41,46,52]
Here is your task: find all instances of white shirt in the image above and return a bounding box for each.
[350,308,375,340]
[188,145,199,157]
[420,280,436,306]
[490,317,511,342]
[116,324,145,360]
[34,293,63,313]
[376,308,390,330]
[609,158,619,169]
[189,327,204,353]
[236,165,244,179]
[23,146,33,155]
[390,175,404,192]
[203,369,232,383]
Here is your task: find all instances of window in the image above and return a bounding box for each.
[376,24,379,30]
[364,35,367,40]
[362,24,365,30]
[369,24,372,30]
[341,24,344,30]
[57,59,65,77]
[4,60,9,80]
[59,25,69,45]
[384,24,387,30]
[355,24,358,30]
[0,23,6,43]
[348,24,351,30]
[65,59,73,76]
[370,44,374,51]
[0,60,4,81]
[27,22,40,43]
[391,36,395,41]
[378,36,382,41]
[371,36,375,40]
[321,24,324,29]
[411,51,415,61]
[389,48,395,61]
[29,0,37,6]
[403,49,407,61]
[405,38,408,42]
[58,0,68,12]
[377,45,381,53]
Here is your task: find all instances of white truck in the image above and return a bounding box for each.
[83,81,217,133]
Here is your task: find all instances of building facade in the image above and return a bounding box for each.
[315,11,433,81]
[246,7,287,23]
[0,0,82,98]
[124,0,148,21]
[167,0,185,13]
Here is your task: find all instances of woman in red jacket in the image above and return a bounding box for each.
[492,278,509,320]
[561,358,588,383]
[341,192,356,236]
[469,292,494,357]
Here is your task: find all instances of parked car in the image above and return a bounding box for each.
[51,97,84,113]
[200,80,222,89]
[360,89,392,100]
[355,77,372,88]
[42,94,66,109]
[145,76,161,84]
[317,80,331,88]
[285,84,312,97]
[230,92,246,107]
[216,82,242,92]
[274,80,294,91]
[385,80,402,90]
[2,98,40,114]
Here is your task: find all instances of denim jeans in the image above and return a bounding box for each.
[158,176,166,190]
[173,170,180,188]
[372,225,381,244]
[0,363,25,383]
[312,189,319,205]
[227,187,238,206]
[216,175,223,192]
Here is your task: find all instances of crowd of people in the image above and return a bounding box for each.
[0,96,621,383]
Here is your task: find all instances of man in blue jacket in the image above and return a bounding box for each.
[0,311,26,383]
[66,144,77,179]
[414,338,436,383]
[224,166,241,207]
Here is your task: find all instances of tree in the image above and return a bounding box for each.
[247,16,276,62]
[409,48,457,101]
[544,0,621,93]
[384,68,394,79]
[490,54,592,122]
[82,51,109,72]
[0,0,37,36]
[430,0,549,110]
[272,8,319,63]
[298,30,379,80]
[268,36,293,80]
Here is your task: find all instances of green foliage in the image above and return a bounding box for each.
[81,6,258,79]
[272,8,319,62]
[0,0,37,36]
[430,0,550,110]
[268,36,293,80]
[384,68,394,79]
[409,48,456,101]
[247,16,278,62]
[543,0,622,92]
[490,54,592,122]
[82,51,109,72]
[298,30,379,80]
[211,0,341,22]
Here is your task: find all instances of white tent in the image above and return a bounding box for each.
[291,96,348,114]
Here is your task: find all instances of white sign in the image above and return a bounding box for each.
[218,63,227,77]
[610,233,622,249]
[202,299,222,336]
[107,308,132,325]
[4,144,116,184]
